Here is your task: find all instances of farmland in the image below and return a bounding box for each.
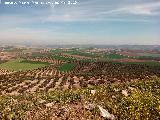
[58,63,75,72]
[0,46,160,119]
[50,49,98,58]
[1,0,160,118]
[0,78,159,120]
[0,59,49,71]
[103,53,130,59]
[137,53,160,57]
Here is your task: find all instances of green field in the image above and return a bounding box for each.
[50,49,97,58]
[52,55,76,61]
[138,53,160,57]
[58,63,75,72]
[103,53,129,59]
[65,50,97,58]
[0,59,49,71]
[49,49,63,54]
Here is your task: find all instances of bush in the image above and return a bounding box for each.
[117,89,160,120]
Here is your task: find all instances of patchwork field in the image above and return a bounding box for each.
[0,47,160,119]
[0,59,49,71]
[58,63,75,72]
[103,53,130,59]
[50,49,97,58]
[137,53,160,57]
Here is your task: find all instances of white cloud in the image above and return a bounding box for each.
[119,2,160,15]
[44,0,160,22]
[0,0,160,45]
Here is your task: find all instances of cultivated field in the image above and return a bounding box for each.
[0,47,160,119]
[0,78,159,120]
[0,59,49,71]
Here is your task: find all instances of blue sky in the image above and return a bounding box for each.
[0,0,160,45]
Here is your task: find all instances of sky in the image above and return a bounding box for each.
[0,0,160,45]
